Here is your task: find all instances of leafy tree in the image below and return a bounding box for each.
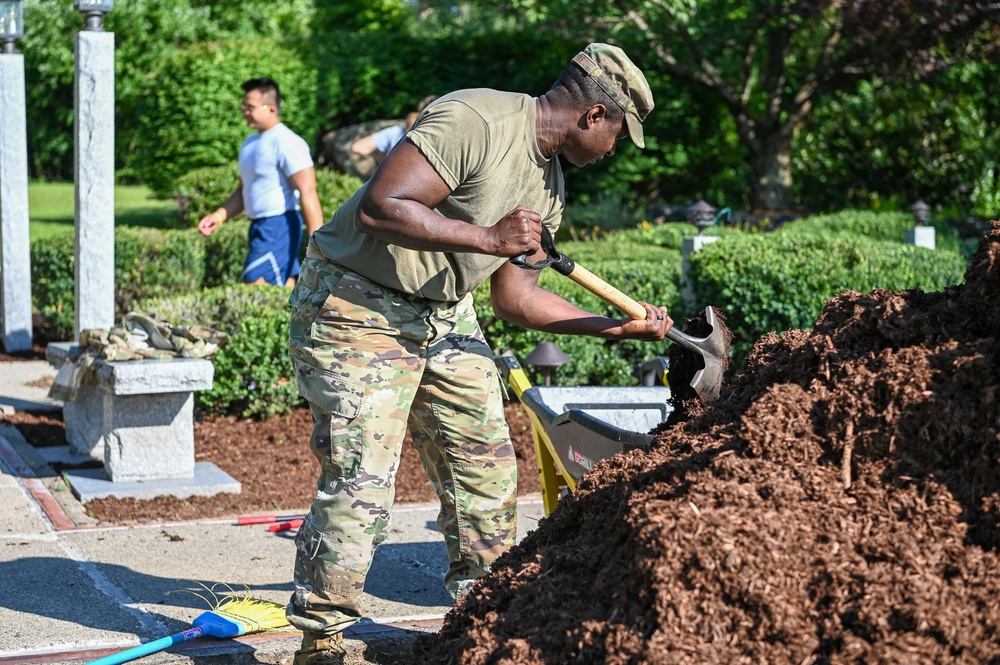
[472,0,998,211]
[795,60,1000,218]
[312,7,748,210]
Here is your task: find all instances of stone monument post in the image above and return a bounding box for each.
[681,201,724,315]
[73,0,115,335]
[904,200,936,250]
[65,0,115,458]
[0,0,33,352]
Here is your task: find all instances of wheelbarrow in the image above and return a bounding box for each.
[497,354,672,516]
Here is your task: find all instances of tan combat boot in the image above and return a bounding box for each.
[291,631,347,665]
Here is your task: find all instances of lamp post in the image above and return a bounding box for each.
[686,199,717,235]
[73,0,115,335]
[525,341,571,386]
[681,200,721,315]
[0,0,33,352]
[74,0,112,31]
[0,0,23,53]
[904,200,935,250]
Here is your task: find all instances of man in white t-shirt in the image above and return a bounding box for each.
[198,77,323,287]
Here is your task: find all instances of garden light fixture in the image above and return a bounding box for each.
[686,200,717,235]
[0,0,23,54]
[525,341,571,386]
[74,0,112,31]
[910,200,931,226]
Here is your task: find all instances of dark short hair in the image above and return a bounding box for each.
[242,77,281,112]
[416,95,439,112]
[556,64,624,125]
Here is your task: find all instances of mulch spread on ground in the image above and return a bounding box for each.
[414,221,1000,664]
[5,402,539,525]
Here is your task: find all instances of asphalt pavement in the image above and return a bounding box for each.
[0,360,546,664]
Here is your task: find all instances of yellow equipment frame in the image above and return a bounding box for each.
[501,358,577,516]
[499,354,670,516]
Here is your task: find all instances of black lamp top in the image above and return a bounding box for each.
[525,341,571,368]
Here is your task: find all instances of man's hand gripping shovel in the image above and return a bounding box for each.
[510,227,729,403]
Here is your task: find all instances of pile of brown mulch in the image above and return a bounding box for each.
[8,402,539,525]
[415,221,1000,664]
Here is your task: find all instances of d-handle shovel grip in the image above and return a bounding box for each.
[508,226,647,320]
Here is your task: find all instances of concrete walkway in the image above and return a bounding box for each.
[0,360,546,664]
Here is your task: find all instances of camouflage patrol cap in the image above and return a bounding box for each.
[572,43,654,148]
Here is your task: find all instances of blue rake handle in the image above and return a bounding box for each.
[84,626,205,665]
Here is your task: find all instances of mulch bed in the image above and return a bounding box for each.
[0,313,50,363]
[4,402,540,525]
[413,221,1000,664]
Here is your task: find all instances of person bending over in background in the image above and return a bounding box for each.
[198,77,323,287]
[349,94,439,168]
[283,44,671,665]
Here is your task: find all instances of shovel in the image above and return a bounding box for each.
[511,227,729,402]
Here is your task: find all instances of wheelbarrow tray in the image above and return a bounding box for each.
[519,385,672,484]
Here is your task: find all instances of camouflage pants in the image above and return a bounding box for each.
[285,257,517,635]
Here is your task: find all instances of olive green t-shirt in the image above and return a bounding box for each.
[310,89,565,302]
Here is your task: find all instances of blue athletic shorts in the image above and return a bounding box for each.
[242,210,303,285]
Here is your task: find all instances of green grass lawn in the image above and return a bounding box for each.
[29,182,178,241]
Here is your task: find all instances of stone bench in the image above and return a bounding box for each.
[46,342,240,501]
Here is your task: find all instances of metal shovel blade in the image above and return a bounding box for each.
[666,307,728,403]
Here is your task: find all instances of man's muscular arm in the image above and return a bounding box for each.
[490,258,673,340]
[356,139,541,258]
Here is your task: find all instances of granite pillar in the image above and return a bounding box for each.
[681,235,719,315]
[74,30,115,336]
[0,53,33,352]
[904,226,936,250]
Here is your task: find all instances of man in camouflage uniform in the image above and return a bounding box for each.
[285,43,673,664]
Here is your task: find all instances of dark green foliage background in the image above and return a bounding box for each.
[19,0,997,215]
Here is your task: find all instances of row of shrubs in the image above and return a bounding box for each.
[31,199,971,418]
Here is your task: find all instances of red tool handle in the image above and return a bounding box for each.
[236,514,306,525]
[268,519,304,532]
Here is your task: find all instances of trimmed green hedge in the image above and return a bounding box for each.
[776,209,963,254]
[139,285,299,418]
[690,231,967,367]
[604,221,701,251]
[32,227,206,340]
[174,164,244,230]
[203,219,253,288]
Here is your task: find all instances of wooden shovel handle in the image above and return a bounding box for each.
[565,264,647,320]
